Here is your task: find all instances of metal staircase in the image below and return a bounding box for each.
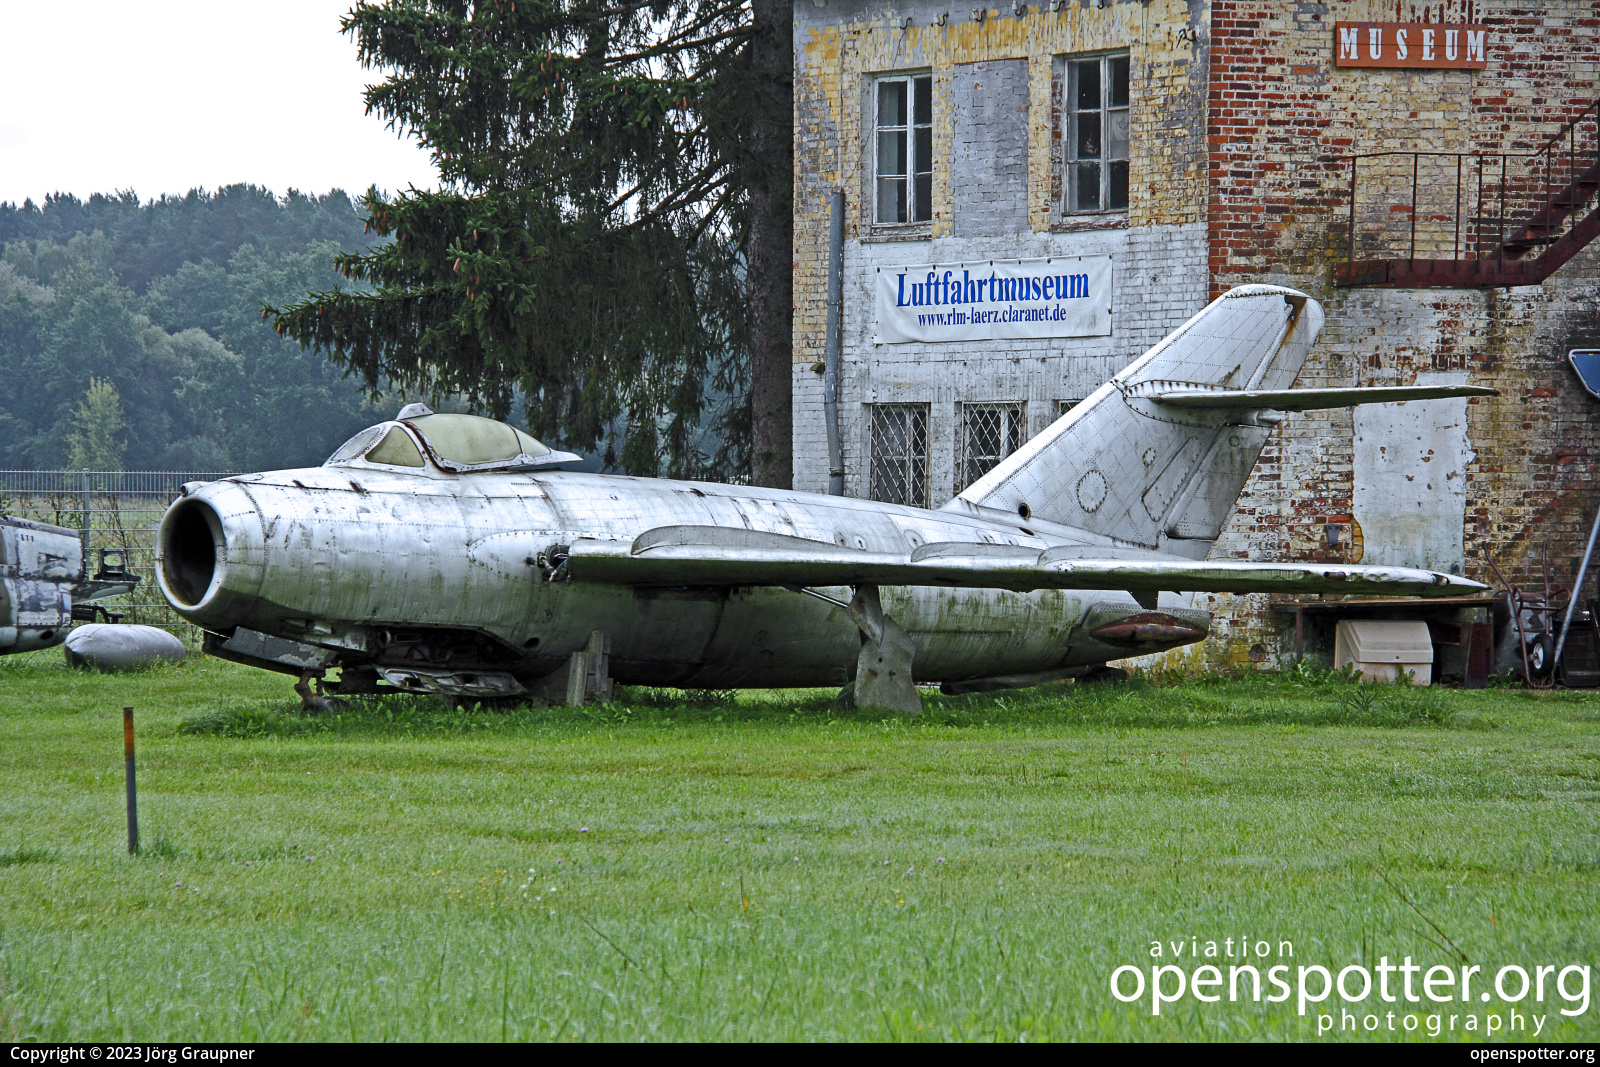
[1336,100,1600,288]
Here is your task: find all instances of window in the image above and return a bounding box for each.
[869,405,930,508]
[875,75,933,225]
[959,404,1026,491]
[366,426,425,467]
[1064,54,1129,213]
[1057,398,1085,416]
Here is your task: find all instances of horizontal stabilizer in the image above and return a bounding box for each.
[564,530,1487,598]
[1148,384,1497,411]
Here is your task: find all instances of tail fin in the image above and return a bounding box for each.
[947,285,1323,551]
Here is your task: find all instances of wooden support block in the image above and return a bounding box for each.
[566,651,589,707]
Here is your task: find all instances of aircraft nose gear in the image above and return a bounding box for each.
[840,584,922,715]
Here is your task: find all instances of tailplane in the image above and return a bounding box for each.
[947,285,1490,553]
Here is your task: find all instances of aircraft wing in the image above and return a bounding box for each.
[563,526,1486,597]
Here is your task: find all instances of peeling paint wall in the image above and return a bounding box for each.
[1204,0,1600,666]
[1352,371,1474,573]
[793,0,1212,501]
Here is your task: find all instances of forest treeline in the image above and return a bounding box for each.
[0,186,394,472]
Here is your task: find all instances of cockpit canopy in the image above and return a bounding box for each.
[325,405,581,473]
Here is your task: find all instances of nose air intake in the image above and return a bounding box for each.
[158,499,224,608]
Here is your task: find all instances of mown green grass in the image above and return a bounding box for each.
[0,650,1597,1041]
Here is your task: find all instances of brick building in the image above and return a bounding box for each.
[791,0,1600,665]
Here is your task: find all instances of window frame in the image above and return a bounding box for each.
[872,72,935,229]
[867,403,931,509]
[958,403,1027,493]
[1060,51,1130,216]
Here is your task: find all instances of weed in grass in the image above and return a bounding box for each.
[0,848,52,868]
[179,704,315,738]
[1340,684,1382,720]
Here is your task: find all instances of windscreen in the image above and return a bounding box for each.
[365,426,425,467]
[324,426,384,466]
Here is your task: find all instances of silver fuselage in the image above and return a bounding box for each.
[157,463,1205,689]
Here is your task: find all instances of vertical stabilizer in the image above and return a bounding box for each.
[946,285,1325,550]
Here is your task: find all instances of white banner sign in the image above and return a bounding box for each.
[874,254,1112,344]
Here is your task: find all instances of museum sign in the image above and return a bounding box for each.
[1335,22,1488,69]
[874,254,1113,344]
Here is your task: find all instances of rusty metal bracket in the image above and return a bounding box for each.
[294,669,331,712]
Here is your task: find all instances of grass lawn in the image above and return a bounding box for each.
[0,650,1597,1041]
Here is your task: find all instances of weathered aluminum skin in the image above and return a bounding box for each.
[152,286,1488,691]
[0,515,81,654]
[158,464,1130,687]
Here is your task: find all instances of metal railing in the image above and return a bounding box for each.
[1337,100,1600,286]
[0,470,231,639]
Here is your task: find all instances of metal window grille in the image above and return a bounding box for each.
[868,405,930,508]
[875,74,934,225]
[959,404,1026,491]
[0,469,232,640]
[1057,398,1085,416]
[1065,53,1130,213]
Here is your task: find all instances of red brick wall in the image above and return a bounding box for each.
[1198,1,1600,663]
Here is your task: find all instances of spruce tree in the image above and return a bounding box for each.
[269,0,792,483]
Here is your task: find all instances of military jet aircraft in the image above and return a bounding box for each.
[1,515,139,656]
[155,285,1491,711]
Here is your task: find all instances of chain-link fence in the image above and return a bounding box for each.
[0,470,231,641]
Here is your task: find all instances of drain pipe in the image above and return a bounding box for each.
[823,190,846,496]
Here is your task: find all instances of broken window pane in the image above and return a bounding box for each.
[1109,55,1129,107]
[1074,161,1101,211]
[1064,52,1131,215]
[1074,59,1100,110]
[1076,111,1101,159]
[1109,160,1129,210]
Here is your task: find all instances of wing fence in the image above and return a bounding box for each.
[0,469,232,641]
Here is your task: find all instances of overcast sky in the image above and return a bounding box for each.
[0,0,439,206]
